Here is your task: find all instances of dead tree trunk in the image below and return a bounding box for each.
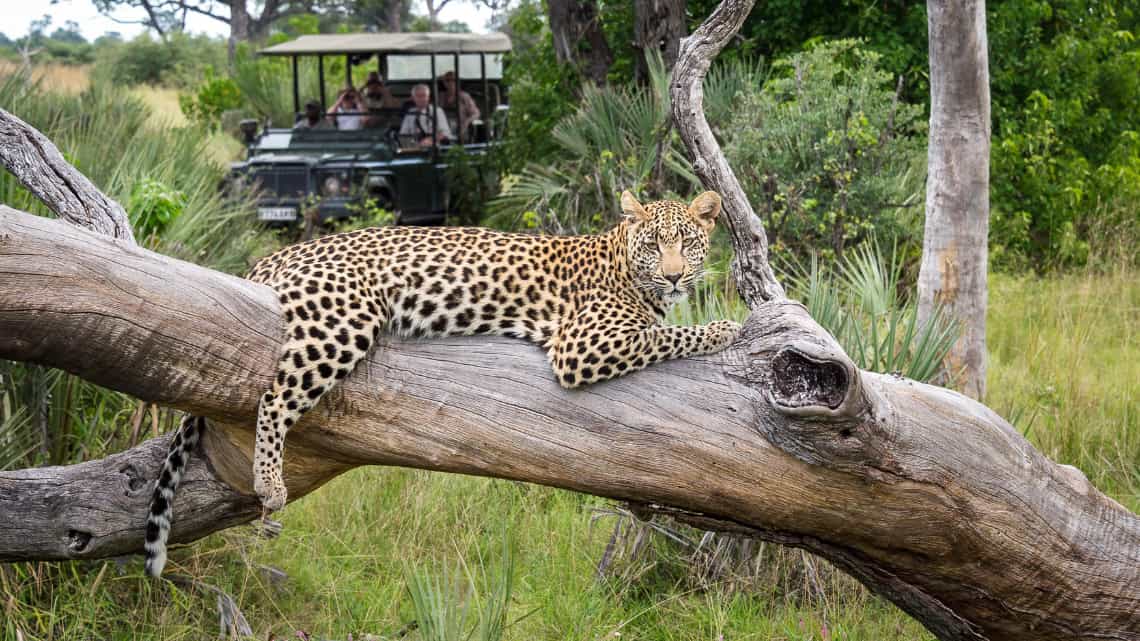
[918,0,991,399]
[1,4,1139,640]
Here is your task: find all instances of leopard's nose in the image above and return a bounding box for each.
[665,273,682,286]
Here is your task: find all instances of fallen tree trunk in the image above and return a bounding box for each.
[2,207,1139,639]
[2,2,1140,639]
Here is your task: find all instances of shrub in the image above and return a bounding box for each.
[723,39,926,264]
[179,67,244,130]
[497,0,580,168]
[128,177,188,239]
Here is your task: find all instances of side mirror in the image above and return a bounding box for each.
[238,119,260,145]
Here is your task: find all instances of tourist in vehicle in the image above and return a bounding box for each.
[328,87,364,131]
[438,71,480,136]
[399,84,452,146]
[294,100,333,130]
[360,71,402,119]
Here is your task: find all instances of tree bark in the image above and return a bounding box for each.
[918,0,991,399]
[634,0,688,82]
[0,109,134,243]
[547,0,613,86]
[2,3,1140,640]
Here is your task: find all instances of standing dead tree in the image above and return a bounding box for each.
[918,0,992,399]
[1,3,1138,640]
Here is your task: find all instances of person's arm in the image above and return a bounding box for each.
[460,92,480,129]
[435,108,453,141]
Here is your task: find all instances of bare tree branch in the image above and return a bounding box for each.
[669,0,783,305]
[0,109,135,243]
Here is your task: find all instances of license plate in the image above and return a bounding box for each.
[258,206,297,221]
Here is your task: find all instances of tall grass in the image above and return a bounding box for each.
[987,265,1139,510]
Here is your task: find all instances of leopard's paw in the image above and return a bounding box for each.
[254,472,288,512]
[700,319,743,354]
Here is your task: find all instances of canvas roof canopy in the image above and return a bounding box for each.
[260,32,512,56]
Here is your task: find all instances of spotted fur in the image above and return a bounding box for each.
[144,191,740,576]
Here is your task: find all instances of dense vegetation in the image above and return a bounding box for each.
[1,2,1137,639]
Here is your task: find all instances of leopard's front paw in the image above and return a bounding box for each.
[701,319,743,354]
[254,472,288,512]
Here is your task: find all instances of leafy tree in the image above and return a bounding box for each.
[49,22,87,45]
[498,0,580,164]
[724,40,926,262]
[987,0,1140,270]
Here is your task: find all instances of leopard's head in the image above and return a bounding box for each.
[620,190,722,304]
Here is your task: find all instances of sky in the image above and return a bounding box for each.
[5,0,496,40]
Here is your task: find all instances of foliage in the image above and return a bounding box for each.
[92,32,228,88]
[444,146,505,227]
[497,0,580,168]
[178,67,244,130]
[489,51,696,233]
[128,178,188,239]
[780,242,961,382]
[987,0,1140,271]
[0,18,98,65]
[670,236,959,385]
[723,39,926,263]
[403,530,515,641]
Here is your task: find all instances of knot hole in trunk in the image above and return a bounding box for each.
[771,348,848,411]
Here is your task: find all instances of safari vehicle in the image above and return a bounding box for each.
[229,32,510,227]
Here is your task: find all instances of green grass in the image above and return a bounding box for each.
[986,266,1139,511]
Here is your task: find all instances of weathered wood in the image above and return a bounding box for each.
[670,0,784,305]
[918,0,991,398]
[2,207,1139,640]
[0,108,135,243]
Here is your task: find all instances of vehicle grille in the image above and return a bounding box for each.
[249,165,309,199]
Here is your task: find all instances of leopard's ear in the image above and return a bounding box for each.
[621,190,651,223]
[688,191,722,232]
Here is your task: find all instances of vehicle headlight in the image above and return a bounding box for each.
[321,175,343,196]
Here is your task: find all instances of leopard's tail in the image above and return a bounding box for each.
[144,414,203,577]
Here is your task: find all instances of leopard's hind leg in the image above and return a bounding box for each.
[254,281,388,511]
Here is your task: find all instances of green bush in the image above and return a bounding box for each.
[723,39,926,264]
[179,66,244,129]
[988,1,1140,271]
[128,177,188,239]
[498,0,580,168]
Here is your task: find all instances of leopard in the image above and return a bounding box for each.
[143,190,741,577]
